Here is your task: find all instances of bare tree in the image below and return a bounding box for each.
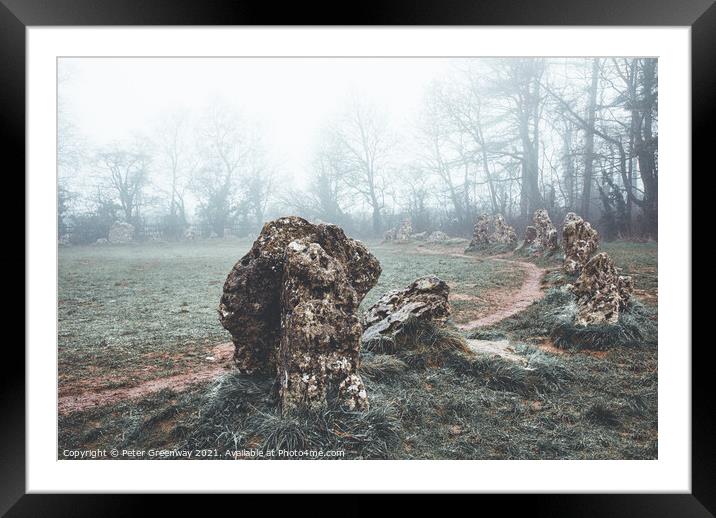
[155,110,196,237]
[332,99,393,235]
[95,142,151,225]
[581,58,601,219]
[416,85,472,230]
[192,102,250,236]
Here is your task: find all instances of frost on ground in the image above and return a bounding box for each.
[58,239,657,460]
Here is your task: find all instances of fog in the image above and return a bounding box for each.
[60,57,454,183]
[58,57,658,242]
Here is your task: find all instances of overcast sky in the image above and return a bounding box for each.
[59,57,459,186]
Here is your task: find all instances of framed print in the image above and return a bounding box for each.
[5,0,709,512]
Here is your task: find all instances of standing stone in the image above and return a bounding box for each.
[491,214,518,245]
[531,209,559,255]
[468,214,492,249]
[362,275,451,349]
[107,221,135,244]
[467,214,517,252]
[395,219,413,241]
[278,240,368,412]
[183,226,197,240]
[570,252,633,326]
[524,226,537,246]
[219,216,381,375]
[562,212,600,274]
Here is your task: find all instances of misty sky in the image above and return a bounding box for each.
[59,57,459,186]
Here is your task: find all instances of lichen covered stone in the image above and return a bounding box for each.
[569,252,633,326]
[562,212,599,275]
[466,214,517,252]
[527,209,559,255]
[492,214,518,244]
[278,240,369,412]
[395,219,413,241]
[362,275,451,349]
[219,216,381,375]
[108,221,135,244]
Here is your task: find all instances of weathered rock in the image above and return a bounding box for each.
[570,252,633,326]
[524,226,537,246]
[362,275,450,349]
[219,216,381,375]
[468,214,492,249]
[427,230,449,243]
[108,221,135,244]
[530,209,558,255]
[466,214,516,252]
[183,226,197,240]
[562,212,599,275]
[383,227,397,241]
[395,219,413,241]
[278,240,368,412]
[491,214,518,245]
[411,231,428,241]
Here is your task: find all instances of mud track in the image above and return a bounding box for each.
[413,246,546,331]
[58,342,235,415]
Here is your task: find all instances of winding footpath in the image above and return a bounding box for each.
[413,246,546,331]
[58,246,546,415]
[455,255,545,330]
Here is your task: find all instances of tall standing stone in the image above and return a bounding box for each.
[278,240,369,412]
[395,219,413,241]
[219,216,381,375]
[570,252,633,326]
[468,214,492,249]
[562,212,600,275]
[491,214,518,245]
[531,209,559,255]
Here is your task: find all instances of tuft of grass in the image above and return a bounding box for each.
[549,299,657,351]
[391,319,471,369]
[360,354,408,381]
[180,371,402,458]
[584,402,622,428]
[444,346,573,396]
[496,287,657,351]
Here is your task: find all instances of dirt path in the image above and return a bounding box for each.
[413,245,546,331]
[58,342,235,415]
[59,246,546,415]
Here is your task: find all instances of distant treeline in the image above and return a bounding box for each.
[59,58,658,244]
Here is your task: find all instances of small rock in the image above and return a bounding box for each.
[108,221,135,244]
[427,230,449,243]
[362,275,450,349]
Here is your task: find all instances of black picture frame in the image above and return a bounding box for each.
[4,0,708,512]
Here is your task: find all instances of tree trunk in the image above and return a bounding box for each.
[581,58,600,219]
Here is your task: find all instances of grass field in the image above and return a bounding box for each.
[58,237,658,460]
